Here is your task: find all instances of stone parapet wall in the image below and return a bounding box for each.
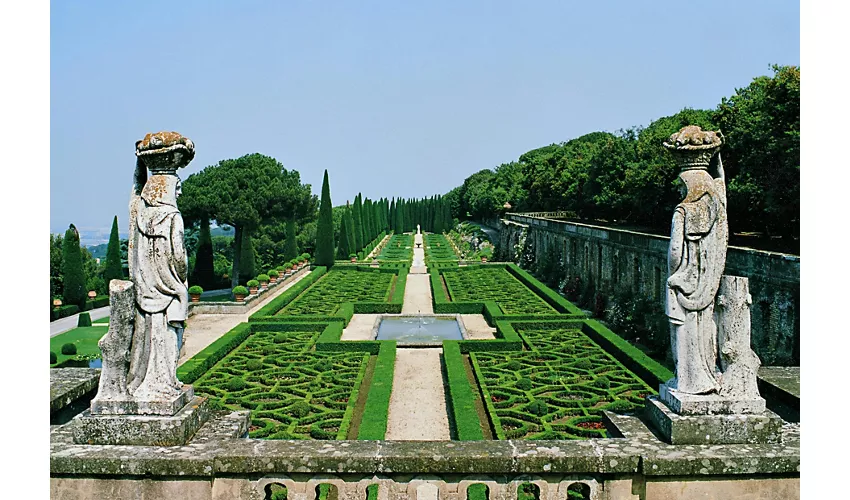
[50,410,799,500]
[498,214,799,365]
[188,267,310,316]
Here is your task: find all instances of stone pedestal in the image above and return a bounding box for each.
[91,386,195,416]
[645,396,782,445]
[659,384,765,415]
[72,396,210,446]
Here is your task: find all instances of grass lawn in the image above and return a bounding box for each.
[50,327,107,366]
[92,317,110,324]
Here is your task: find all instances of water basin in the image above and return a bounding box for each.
[376,316,464,344]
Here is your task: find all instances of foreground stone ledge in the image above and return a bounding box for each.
[50,368,101,414]
[51,413,798,480]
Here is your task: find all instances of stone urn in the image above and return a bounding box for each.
[250,286,258,295]
[481,256,488,263]
[88,290,97,299]
[53,298,63,307]
[260,281,268,289]
[269,276,277,284]
[235,293,246,302]
[190,293,201,303]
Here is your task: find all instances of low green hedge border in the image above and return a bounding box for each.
[505,263,584,315]
[356,342,396,439]
[315,323,381,354]
[443,341,485,440]
[580,319,673,386]
[337,352,372,440]
[51,305,80,321]
[177,323,252,384]
[469,352,506,440]
[249,266,328,320]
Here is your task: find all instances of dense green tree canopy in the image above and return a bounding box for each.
[179,153,314,286]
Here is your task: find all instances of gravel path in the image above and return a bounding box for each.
[178,270,310,365]
[340,314,379,341]
[385,348,451,440]
[461,314,496,339]
[402,274,433,314]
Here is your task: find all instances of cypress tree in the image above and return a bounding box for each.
[336,207,352,259]
[190,217,214,289]
[352,194,364,252]
[239,229,256,283]
[283,219,298,261]
[364,198,374,243]
[389,198,396,233]
[345,204,356,256]
[103,215,123,283]
[315,169,335,267]
[62,224,86,308]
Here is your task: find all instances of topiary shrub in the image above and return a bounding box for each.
[515,378,532,390]
[77,312,92,327]
[575,358,592,370]
[274,333,288,344]
[232,285,249,296]
[290,401,312,418]
[227,376,246,391]
[50,351,57,364]
[257,274,270,282]
[593,375,611,389]
[526,399,548,416]
[61,343,77,355]
[268,269,279,278]
[262,344,276,355]
[246,359,263,371]
[188,285,203,295]
[247,279,259,288]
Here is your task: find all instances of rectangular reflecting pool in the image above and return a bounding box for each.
[375,316,464,344]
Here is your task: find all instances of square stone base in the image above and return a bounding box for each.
[645,396,783,445]
[72,396,210,446]
[91,386,194,416]
[659,384,765,415]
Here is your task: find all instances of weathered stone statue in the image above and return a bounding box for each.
[76,132,212,445]
[663,125,728,395]
[645,126,780,445]
[126,132,193,401]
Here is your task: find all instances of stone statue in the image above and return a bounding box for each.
[127,132,194,401]
[663,125,728,395]
[91,131,195,413]
[662,125,763,406]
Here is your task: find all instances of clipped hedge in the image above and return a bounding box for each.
[505,263,584,315]
[443,341,484,440]
[177,323,252,384]
[77,312,92,327]
[88,295,110,309]
[314,323,382,354]
[357,342,396,439]
[51,305,80,322]
[581,319,674,386]
[249,266,328,320]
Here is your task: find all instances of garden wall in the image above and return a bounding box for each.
[498,213,800,365]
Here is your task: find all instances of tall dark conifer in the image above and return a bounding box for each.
[62,224,86,308]
[104,215,123,283]
[315,170,335,267]
[191,217,214,289]
[283,219,298,261]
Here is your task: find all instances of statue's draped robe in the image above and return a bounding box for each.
[666,171,728,395]
[127,175,188,399]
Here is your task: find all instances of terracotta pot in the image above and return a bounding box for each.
[250,286,258,295]
[190,293,201,303]
[235,294,246,302]
[88,290,97,299]
[260,281,269,288]
[481,257,488,263]
[270,276,277,284]
[350,258,357,263]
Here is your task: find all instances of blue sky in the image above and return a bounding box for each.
[50,0,799,233]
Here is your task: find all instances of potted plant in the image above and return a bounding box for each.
[88,290,97,299]
[285,260,294,276]
[232,286,249,302]
[268,269,279,283]
[481,256,488,263]
[258,274,270,288]
[188,285,203,303]
[52,298,63,308]
[350,253,357,263]
[302,253,310,267]
[247,280,259,295]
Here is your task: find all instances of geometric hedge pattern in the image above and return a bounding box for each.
[472,325,654,440]
[279,269,394,316]
[193,330,368,440]
[444,267,556,315]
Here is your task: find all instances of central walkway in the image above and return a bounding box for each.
[384,347,451,440]
[386,230,451,440]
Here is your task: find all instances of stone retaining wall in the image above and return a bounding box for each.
[498,214,799,365]
[50,410,800,500]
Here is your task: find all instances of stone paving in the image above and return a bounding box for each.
[178,270,310,365]
[385,348,451,441]
[460,314,496,339]
[340,314,379,341]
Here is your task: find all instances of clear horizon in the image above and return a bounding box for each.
[50,0,799,233]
